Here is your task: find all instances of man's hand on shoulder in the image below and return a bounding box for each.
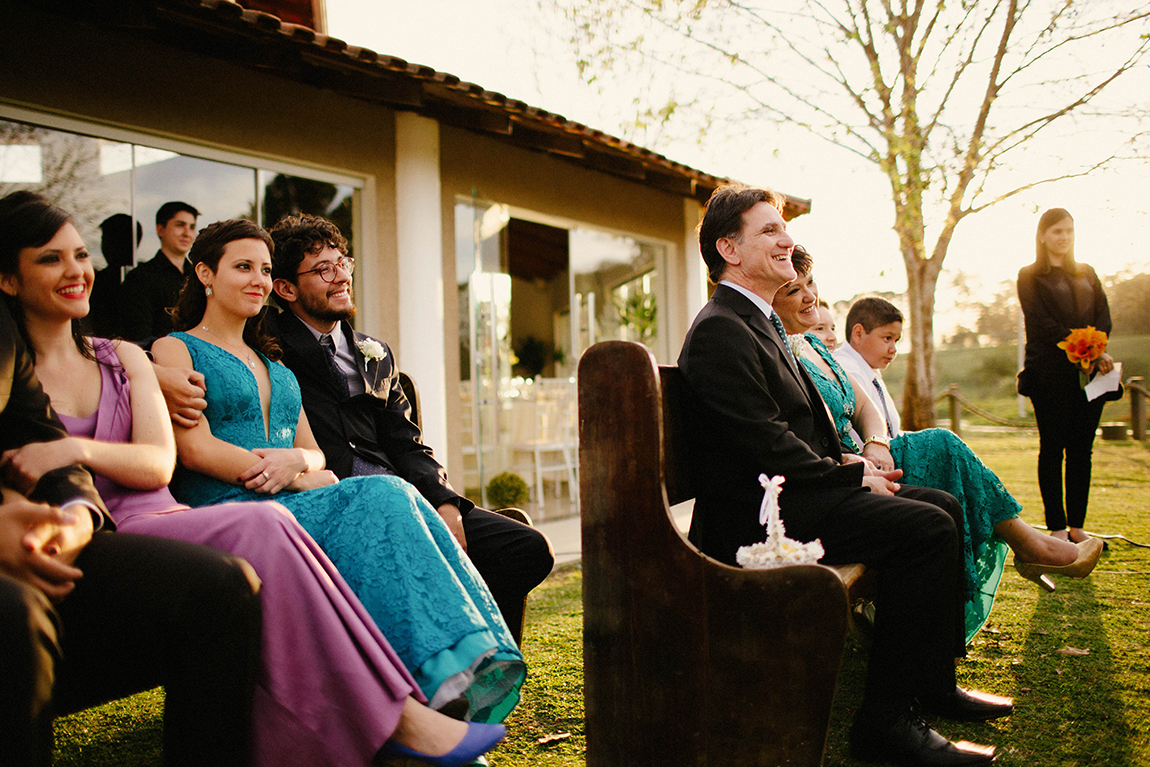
[437,502,467,552]
[154,363,207,428]
[0,488,92,601]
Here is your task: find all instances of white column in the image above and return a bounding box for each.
[395,113,449,462]
[684,197,707,321]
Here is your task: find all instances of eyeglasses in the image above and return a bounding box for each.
[297,256,355,283]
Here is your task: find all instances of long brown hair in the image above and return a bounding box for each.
[1035,207,1078,274]
[0,191,100,363]
[170,219,281,361]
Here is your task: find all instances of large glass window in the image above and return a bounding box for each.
[259,170,356,257]
[1,120,132,272]
[133,153,255,260]
[1,114,360,334]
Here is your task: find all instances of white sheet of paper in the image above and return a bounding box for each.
[1085,361,1122,402]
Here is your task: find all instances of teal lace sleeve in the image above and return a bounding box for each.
[800,334,860,451]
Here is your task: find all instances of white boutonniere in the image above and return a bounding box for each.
[356,338,387,363]
[786,333,806,361]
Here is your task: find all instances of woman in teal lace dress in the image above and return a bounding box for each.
[774,247,1101,643]
[152,220,523,724]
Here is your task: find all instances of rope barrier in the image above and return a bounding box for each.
[1128,380,1150,398]
[933,384,1149,549]
[936,377,1145,431]
[934,388,1034,428]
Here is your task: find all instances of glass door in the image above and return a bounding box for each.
[456,198,512,506]
[454,198,667,515]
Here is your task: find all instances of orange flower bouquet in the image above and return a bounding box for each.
[1058,326,1108,386]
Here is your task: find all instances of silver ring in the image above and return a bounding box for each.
[261,471,269,481]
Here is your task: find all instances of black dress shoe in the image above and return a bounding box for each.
[919,686,1014,722]
[850,710,996,766]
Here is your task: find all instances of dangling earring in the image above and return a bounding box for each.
[205,286,213,297]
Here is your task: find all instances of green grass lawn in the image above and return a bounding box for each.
[55,433,1150,766]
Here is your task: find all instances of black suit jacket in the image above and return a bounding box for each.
[678,284,863,564]
[1016,262,1111,396]
[268,309,469,514]
[0,301,108,522]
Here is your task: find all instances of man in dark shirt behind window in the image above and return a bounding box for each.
[119,201,198,341]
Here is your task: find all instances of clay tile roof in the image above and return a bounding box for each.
[41,0,810,214]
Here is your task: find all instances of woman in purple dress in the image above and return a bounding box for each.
[0,191,504,767]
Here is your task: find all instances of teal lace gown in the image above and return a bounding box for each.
[799,334,1013,644]
[168,333,524,722]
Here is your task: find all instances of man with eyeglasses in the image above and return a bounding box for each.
[259,214,553,644]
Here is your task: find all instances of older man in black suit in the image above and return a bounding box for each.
[0,266,260,763]
[679,185,1008,767]
[262,214,553,644]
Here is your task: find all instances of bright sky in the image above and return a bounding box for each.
[326,0,1150,335]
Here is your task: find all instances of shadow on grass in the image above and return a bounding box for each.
[823,571,1144,767]
[1004,577,1140,766]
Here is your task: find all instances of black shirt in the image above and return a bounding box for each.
[118,250,189,342]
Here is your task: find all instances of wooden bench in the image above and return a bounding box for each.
[578,340,870,767]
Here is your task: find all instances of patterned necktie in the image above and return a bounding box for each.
[320,334,350,397]
[873,377,894,437]
[768,310,797,365]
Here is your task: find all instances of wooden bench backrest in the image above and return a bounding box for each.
[578,340,850,767]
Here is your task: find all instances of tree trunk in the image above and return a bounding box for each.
[902,259,939,430]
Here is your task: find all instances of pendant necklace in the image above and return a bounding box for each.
[200,325,257,370]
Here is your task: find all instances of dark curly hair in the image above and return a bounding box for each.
[268,213,349,284]
[170,218,281,361]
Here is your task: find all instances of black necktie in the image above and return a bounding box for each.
[321,334,350,397]
[873,377,894,437]
[768,311,797,366]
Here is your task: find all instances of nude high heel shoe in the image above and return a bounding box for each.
[1014,537,1104,592]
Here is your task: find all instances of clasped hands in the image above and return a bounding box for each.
[843,453,903,496]
[0,486,93,601]
[154,365,338,494]
[238,449,337,494]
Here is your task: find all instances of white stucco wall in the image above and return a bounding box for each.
[395,113,449,462]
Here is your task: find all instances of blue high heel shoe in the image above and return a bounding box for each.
[378,722,506,767]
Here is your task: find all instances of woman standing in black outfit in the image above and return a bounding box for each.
[1017,208,1115,545]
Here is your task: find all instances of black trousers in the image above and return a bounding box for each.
[0,532,262,767]
[1029,385,1106,531]
[785,484,964,714]
[463,508,555,644]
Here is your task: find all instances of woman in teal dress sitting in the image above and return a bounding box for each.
[773,246,1102,643]
[152,219,523,725]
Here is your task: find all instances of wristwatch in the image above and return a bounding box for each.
[863,435,891,449]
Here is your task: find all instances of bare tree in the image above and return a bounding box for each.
[554,0,1150,427]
